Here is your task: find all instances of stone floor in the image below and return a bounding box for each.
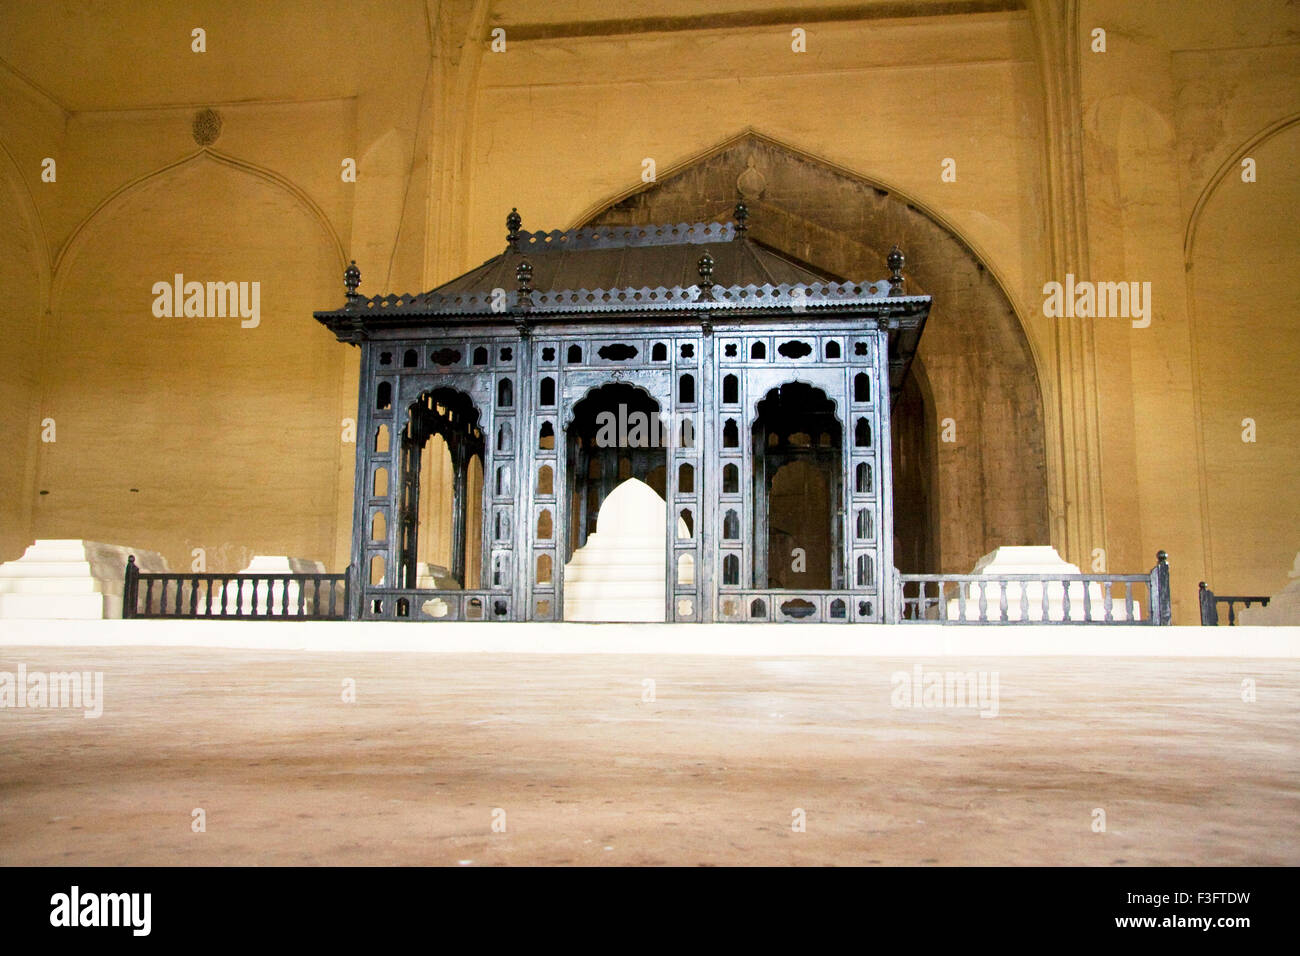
[0,648,1296,866]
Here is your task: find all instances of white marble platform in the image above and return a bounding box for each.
[0,619,1296,658]
[0,540,169,620]
[564,478,672,623]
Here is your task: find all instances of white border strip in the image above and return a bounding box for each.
[0,620,1297,657]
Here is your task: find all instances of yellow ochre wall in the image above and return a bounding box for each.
[0,0,1295,623]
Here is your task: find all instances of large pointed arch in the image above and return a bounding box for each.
[34,147,350,573]
[51,147,345,307]
[576,130,1050,573]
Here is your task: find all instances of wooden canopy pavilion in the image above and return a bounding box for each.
[315,203,931,622]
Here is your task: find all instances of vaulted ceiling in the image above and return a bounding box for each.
[0,0,430,112]
[0,0,1028,113]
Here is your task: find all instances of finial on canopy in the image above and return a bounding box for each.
[887,245,905,295]
[697,250,715,291]
[733,201,749,234]
[507,208,522,250]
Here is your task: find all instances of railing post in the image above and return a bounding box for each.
[888,567,901,624]
[1150,550,1172,625]
[1198,581,1218,626]
[123,554,138,619]
[345,564,358,621]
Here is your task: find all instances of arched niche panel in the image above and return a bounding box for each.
[44,153,344,571]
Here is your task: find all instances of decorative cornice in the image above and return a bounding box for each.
[513,221,734,254]
[317,278,928,323]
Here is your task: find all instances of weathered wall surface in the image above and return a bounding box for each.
[1081,0,1300,615]
[0,4,432,571]
[0,0,1295,624]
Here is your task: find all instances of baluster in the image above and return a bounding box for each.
[281,577,290,617]
[977,580,988,622]
[123,556,138,619]
[1061,578,1071,622]
[940,581,950,622]
[998,581,1008,622]
[1082,577,1091,622]
[1155,551,1172,625]
[235,578,244,617]
[1125,581,1134,620]
[189,577,199,615]
[1020,580,1029,621]
[297,578,308,617]
[174,578,183,616]
[1041,578,1050,621]
[1103,581,1113,622]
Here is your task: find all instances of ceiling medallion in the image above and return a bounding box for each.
[737,156,767,200]
[192,108,223,147]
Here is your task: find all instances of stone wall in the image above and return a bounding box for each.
[0,0,1295,623]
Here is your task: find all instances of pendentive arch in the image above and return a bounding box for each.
[1183,113,1300,264]
[38,146,348,572]
[0,141,53,303]
[1183,117,1300,594]
[0,139,54,562]
[575,129,1050,574]
[52,147,346,307]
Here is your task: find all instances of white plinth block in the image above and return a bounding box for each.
[416,563,461,591]
[564,478,672,623]
[0,540,169,620]
[944,545,1141,622]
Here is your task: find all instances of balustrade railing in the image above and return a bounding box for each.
[122,555,349,620]
[896,552,1171,625]
[1198,582,1269,626]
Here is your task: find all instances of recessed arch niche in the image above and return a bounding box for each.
[579,130,1050,573]
[42,151,346,571]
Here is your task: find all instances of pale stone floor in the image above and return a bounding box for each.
[0,648,1296,866]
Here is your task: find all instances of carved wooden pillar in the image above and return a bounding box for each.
[752,435,769,589]
[398,424,421,589]
[450,436,470,587]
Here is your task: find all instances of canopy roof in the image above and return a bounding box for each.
[314,204,931,396]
